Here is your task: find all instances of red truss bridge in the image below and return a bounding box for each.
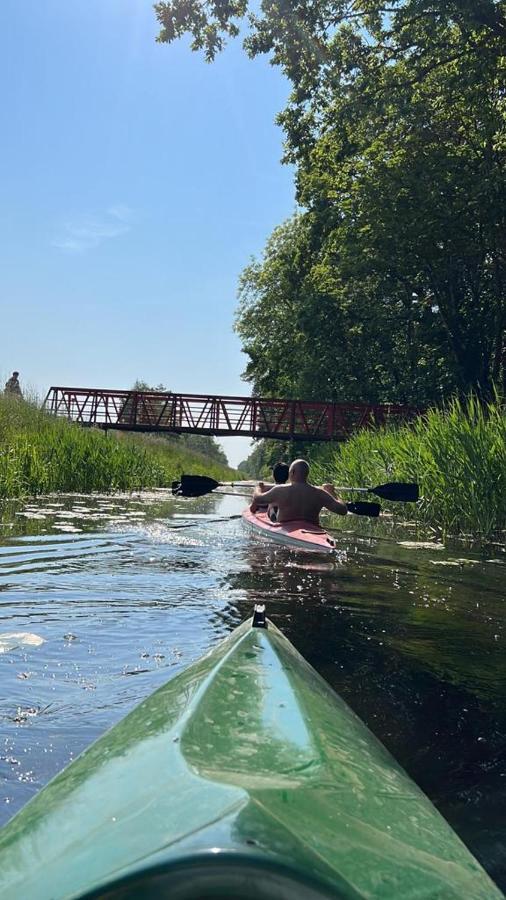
[43,387,420,442]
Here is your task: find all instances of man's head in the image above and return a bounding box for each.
[289,459,310,483]
[272,461,289,484]
[12,371,19,378]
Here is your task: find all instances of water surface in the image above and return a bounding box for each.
[0,490,504,889]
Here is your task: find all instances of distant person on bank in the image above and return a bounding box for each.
[251,459,347,525]
[4,371,23,398]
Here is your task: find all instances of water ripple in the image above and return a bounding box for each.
[0,490,504,889]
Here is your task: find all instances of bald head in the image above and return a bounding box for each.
[289,459,310,483]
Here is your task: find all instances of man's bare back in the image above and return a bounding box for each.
[250,459,347,525]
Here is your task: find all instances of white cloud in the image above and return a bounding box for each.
[107,204,133,223]
[53,206,134,253]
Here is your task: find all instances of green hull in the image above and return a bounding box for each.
[0,615,501,899]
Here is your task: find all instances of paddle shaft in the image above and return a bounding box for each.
[222,485,370,496]
[174,474,418,503]
[168,515,242,530]
[227,482,375,493]
[212,490,252,498]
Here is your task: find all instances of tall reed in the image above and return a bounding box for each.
[312,394,505,540]
[0,396,237,498]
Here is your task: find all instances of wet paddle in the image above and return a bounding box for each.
[172,476,221,497]
[335,482,419,502]
[172,475,418,503]
[345,501,381,517]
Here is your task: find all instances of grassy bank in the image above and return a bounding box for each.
[0,396,237,498]
[312,395,505,541]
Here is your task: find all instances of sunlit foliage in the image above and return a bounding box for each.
[0,397,236,498]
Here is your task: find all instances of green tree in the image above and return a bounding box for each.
[236,215,452,404]
[156,1,506,399]
[237,439,291,478]
[296,17,506,398]
[132,379,169,392]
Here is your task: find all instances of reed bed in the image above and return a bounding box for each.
[0,397,237,498]
[313,394,506,540]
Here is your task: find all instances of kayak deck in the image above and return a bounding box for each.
[242,508,336,553]
[0,614,500,900]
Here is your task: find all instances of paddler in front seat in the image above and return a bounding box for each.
[256,461,290,521]
[250,459,348,526]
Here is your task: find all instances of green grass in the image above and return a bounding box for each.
[312,393,506,540]
[0,396,238,497]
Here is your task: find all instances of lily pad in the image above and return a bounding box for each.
[0,632,45,653]
[52,525,82,533]
[398,541,445,550]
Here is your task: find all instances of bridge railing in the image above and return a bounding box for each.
[43,387,420,441]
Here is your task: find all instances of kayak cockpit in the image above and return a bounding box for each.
[80,852,356,899]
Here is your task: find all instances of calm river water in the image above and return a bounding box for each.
[0,489,505,889]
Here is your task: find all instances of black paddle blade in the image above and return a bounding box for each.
[173,474,222,497]
[347,501,381,518]
[370,482,419,502]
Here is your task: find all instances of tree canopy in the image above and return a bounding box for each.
[155,1,506,401]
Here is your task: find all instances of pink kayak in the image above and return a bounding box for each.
[242,508,336,553]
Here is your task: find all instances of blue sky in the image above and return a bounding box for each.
[1,0,295,466]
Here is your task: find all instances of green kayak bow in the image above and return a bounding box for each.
[0,609,501,900]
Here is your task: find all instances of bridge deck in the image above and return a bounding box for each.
[43,387,420,441]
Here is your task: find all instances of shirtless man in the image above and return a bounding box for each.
[250,459,347,525]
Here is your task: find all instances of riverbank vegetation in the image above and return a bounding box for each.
[314,395,506,540]
[0,396,237,498]
[243,395,505,541]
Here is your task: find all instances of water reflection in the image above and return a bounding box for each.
[0,489,504,888]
